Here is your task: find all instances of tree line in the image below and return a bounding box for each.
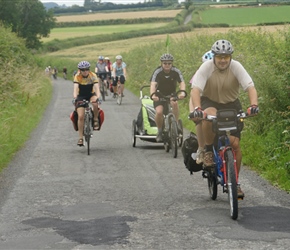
[0,0,55,49]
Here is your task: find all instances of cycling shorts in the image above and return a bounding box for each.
[112,75,125,86]
[97,72,107,81]
[153,100,169,116]
[201,96,243,139]
[75,93,96,108]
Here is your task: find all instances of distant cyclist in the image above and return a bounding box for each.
[150,53,186,142]
[104,57,112,87]
[63,67,67,80]
[95,56,109,95]
[112,55,127,98]
[73,61,101,146]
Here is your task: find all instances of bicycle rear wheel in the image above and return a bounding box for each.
[207,169,218,200]
[169,117,178,158]
[225,149,238,220]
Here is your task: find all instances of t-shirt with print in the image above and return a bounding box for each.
[191,59,254,104]
[73,71,98,97]
[112,62,126,77]
[150,66,184,96]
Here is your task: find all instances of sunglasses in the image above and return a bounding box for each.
[215,54,231,60]
[80,68,90,72]
[163,62,172,65]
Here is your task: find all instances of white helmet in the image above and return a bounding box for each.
[211,39,234,55]
[116,55,122,60]
[202,50,214,62]
[104,57,109,60]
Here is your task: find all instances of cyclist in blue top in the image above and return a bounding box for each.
[112,55,127,98]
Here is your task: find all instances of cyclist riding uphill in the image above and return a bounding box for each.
[95,56,109,88]
[112,55,127,98]
[150,53,186,142]
[189,39,259,197]
[73,61,101,146]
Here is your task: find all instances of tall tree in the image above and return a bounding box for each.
[1,0,56,49]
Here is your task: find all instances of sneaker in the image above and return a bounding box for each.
[113,93,117,98]
[237,184,245,198]
[203,151,214,167]
[156,131,163,142]
[196,148,204,164]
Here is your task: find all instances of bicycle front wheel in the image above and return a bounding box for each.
[225,149,238,220]
[169,117,178,158]
[84,115,91,155]
[101,82,105,102]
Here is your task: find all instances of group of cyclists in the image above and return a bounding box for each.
[72,39,259,197]
[72,55,127,146]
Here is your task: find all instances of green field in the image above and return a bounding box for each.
[42,23,167,42]
[201,6,290,26]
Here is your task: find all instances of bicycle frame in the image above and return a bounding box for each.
[213,133,238,192]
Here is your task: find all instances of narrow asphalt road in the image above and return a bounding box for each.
[0,78,290,249]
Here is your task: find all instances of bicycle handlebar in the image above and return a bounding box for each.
[188,111,256,121]
[150,90,187,102]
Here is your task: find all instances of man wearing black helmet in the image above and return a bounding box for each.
[189,39,259,197]
[150,53,186,142]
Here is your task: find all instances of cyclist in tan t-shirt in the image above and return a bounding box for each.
[189,39,259,197]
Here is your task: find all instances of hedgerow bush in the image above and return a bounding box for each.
[124,28,290,190]
[0,25,52,171]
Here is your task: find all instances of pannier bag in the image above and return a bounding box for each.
[181,132,203,174]
[70,107,105,131]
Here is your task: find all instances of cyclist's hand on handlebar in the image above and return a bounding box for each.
[189,107,205,119]
[151,94,159,102]
[247,104,259,115]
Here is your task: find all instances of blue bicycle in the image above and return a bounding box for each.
[192,109,253,220]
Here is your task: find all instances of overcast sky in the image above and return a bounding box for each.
[40,0,148,7]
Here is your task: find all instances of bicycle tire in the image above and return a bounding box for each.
[169,117,178,158]
[225,149,238,220]
[207,170,218,200]
[101,82,105,102]
[177,119,183,147]
[132,119,137,147]
[84,113,91,155]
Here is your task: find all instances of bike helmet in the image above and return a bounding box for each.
[202,50,214,62]
[116,55,122,60]
[77,61,90,69]
[104,57,109,60]
[98,56,104,60]
[211,39,234,55]
[160,53,174,61]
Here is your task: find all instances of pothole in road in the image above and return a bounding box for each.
[22,215,136,246]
